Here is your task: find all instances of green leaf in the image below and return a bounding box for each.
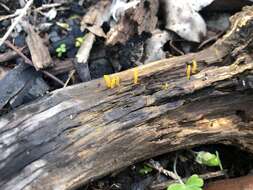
[61,48,66,53]
[56,48,61,52]
[75,41,81,47]
[57,51,62,57]
[186,175,204,187]
[167,175,204,190]
[167,183,186,190]
[60,44,66,49]
[195,151,221,167]
[75,37,85,47]
[139,164,153,175]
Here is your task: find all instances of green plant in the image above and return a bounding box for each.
[195,151,223,170]
[75,37,85,47]
[56,43,67,57]
[139,164,153,175]
[167,174,204,190]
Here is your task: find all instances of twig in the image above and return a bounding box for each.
[169,40,184,55]
[0,3,64,22]
[0,12,18,22]
[0,0,34,47]
[173,155,184,184]
[148,159,178,180]
[0,3,11,12]
[0,48,23,63]
[35,3,64,11]
[150,170,227,190]
[4,40,64,86]
[64,70,76,88]
[198,31,224,50]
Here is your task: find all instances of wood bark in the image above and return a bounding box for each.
[1,6,253,190]
[25,24,52,70]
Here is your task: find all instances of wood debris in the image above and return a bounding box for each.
[25,23,52,70]
[106,0,158,45]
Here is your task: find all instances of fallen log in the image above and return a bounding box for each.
[1,6,253,190]
[204,175,253,190]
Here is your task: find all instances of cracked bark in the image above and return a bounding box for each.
[0,6,253,190]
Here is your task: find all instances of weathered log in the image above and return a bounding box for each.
[1,6,253,190]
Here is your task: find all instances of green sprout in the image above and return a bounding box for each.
[167,174,204,190]
[139,164,153,175]
[195,151,223,170]
[56,43,67,57]
[75,37,85,47]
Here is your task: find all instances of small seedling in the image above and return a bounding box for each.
[139,164,153,175]
[195,151,223,170]
[56,43,67,57]
[75,37,85,47]
[167,174,204,190]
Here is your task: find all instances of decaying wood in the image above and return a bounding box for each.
[48,59,75,75]
[204,175,253,190]
[0,50,18,63]
[78,1,111,81]
[0,63,49,110]
[0,66,10,80]
[25,24,52,70]
[1,6,253,190]
[106,0,158,45]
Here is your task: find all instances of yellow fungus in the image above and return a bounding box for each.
[186,64,191,80]
[161,83,169,90]
[110,77,117,89]
[133,69,139,84]
[115,76,120,86]
[104,75,111,88]
[104,75,121,89]
[191,60,198,74]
